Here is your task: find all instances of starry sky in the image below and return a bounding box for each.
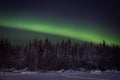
[0,0,120,46]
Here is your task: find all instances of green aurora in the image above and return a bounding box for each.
[0,15,119,46]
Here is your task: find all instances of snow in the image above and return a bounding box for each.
[90,70,101,74]
[12,69,27,73]
[0,70,120,80]
[57,69,65,73]
[21,71,37,74]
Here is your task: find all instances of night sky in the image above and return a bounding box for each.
[0,0,120,45]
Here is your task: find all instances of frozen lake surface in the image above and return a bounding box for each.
[0,70,120,80]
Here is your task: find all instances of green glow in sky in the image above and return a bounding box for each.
[0,15,119,46]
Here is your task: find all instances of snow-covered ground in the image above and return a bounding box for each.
[0,70,120,80]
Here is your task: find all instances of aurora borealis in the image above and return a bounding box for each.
[0,0,120,46]
[0,15,119,46]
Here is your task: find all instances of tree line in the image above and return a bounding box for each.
[0,38,120,71]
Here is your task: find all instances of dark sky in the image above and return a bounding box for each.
[0,0,120,25]
[0,0,120,45]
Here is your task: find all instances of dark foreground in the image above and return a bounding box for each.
[0,70,120,80]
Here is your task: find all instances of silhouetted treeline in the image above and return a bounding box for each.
[0,38,120,71]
